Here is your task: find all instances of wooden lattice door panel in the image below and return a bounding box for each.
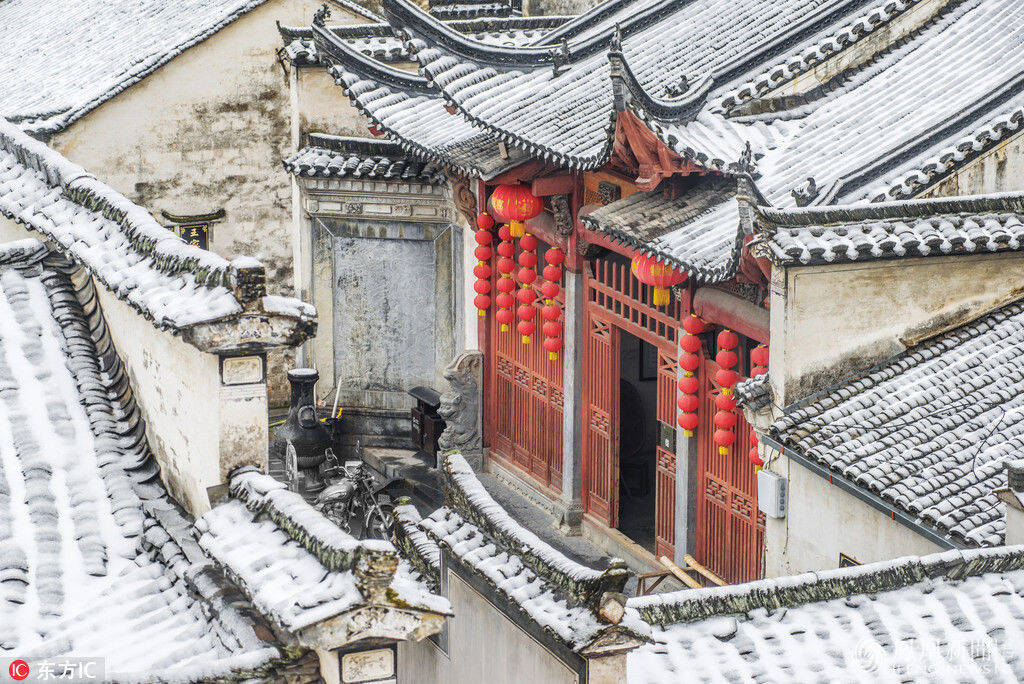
[654,350,677,558]
[695,359,765,584]
[488,242,564,492]
[582,316,619,526]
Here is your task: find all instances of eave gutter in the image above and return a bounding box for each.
[759,433,963,551]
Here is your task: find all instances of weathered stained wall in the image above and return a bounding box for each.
[920,130,1024,199]
[46,0,367,405]
[397,568,577,684]
[525,0,602,16]
[292,66,373,148]
[763,450,943,577]
[769,251,1024,406]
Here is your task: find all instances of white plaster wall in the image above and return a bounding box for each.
[397,569,577,684]
[46,0,365,405]
[94,287,225,515]
[920,131,1024,198]
[459,200,480,351]
[771,251,1024,405]
[763,450,943,577]
[295,66,373,142]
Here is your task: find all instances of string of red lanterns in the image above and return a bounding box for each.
[677,314,704,436]
[751,344,768,377]
[473,213,494,317]
[713,329,739,455]
[749,429,763,468]
[541,248,564,360]
[516,233,538,343]
[495,224,516,331]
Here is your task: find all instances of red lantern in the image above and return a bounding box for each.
[678,394,699,413]
[496,308,515,327]
[678,375,699,395]
[474,294,490,311]
[679,352,699,373]
[683,315,706,335]
[715,349,738,369]
[542,320,562,337]
[713,429,735,455]
[749,447,764,467]
[491,183,543,239]
[716,369,738,391]
[542,304,560,321]
[496,277,515,293]
[540,280,559,298]
[517,287,536,304]
[473,280,491,295]
[543,337,563,355]
[630,253,687,307]
[680,333,701,354]
[475,230,492,245]
[678,412,698,435]
[474,263,492,280]
[496,292,514,309]
[476,212,495,230]
[518,320,535,339]
[715,393,737,411]
[717,329,739,350]
[474,245,492,261]
[714,411,736,430]
[751,344,769,367]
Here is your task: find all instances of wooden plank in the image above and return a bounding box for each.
[683,554,727,587]
[658,556,702,590]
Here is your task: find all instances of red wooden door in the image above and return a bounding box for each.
[488,241,564,492]
[582,315,619,525]
[654,349,677,558]
[695,358,765,584]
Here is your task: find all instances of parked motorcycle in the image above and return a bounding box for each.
[315,450,405,540]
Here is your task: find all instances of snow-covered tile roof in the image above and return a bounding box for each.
[756,192,1024,266]
[581,176,740,283]
[768,297,1024,548]
[284,134,447,183]
[419,453,647,651]
[0,119,315,336]
[0,0,276,137]
[428,0,513,20]
[628,545,1024,682]
[197,469,450,634]
[386,0,859,168]
[280,17,572,66]
[312,21,531,179]
[647,0,1024,207]
[0,242,276,679]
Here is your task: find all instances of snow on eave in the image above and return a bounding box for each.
[629,544,1024,627]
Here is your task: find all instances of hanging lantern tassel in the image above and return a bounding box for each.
[631,253,687,307]
[714,328,739,455]
[517,233,539,343]
[496,225,515,331]
[541,247,564,360]
[473,212,495,316]
[491,183,543,239]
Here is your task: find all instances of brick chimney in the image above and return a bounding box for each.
[998,460,1024,545]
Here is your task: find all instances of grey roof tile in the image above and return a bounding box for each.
[0,0,309,136]
[284,134,447,182]
[581,176,740,283]
[756,192,1024,266]
[628,546,1024,682]
[770,297,1024,548]
[0,244,275,676]
[388,0,869,168]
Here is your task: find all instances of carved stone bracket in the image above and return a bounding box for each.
[551,194,573,236]
[437,351,483,466]
[452,176,477,227]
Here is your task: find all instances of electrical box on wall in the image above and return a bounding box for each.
[757,469,787,518]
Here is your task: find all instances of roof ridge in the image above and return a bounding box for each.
[441,452,631,609]
[719,0,933,112]
[630,545,1024,626]
[758,191,1024,227]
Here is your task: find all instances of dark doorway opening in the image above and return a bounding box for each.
[617,330,658,552]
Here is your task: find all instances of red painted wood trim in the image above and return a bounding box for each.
[531,172,575,197]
